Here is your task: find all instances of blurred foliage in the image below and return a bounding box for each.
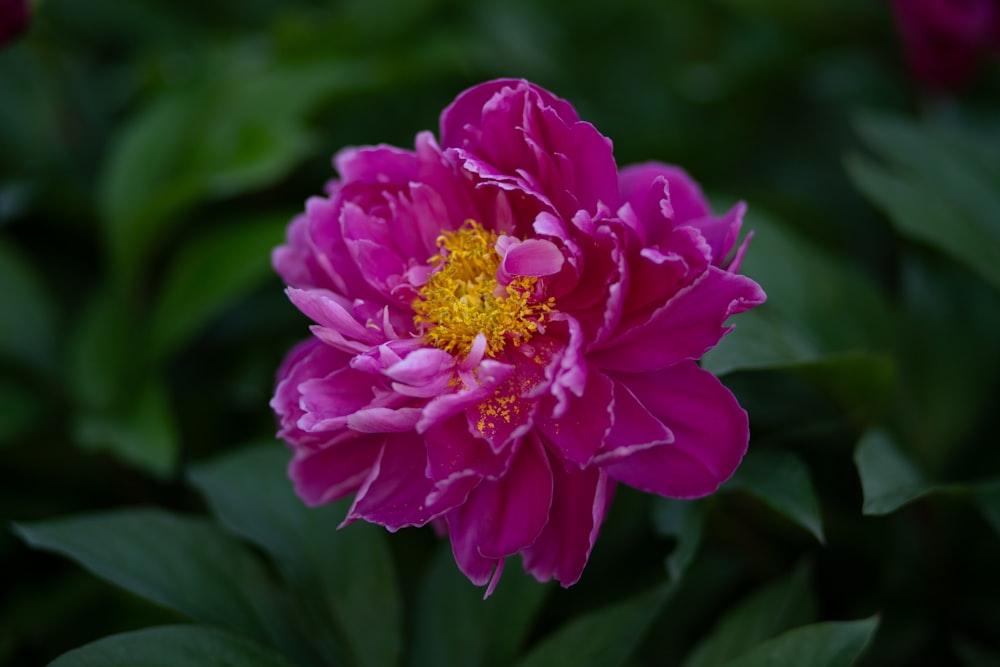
[2,0,999,665]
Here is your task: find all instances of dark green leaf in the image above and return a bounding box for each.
[98,47,376,282]
[651,498,703,581]
[14,509,312,664]
[0,237,57,374]
[49,625,298,667]
[514,585,670,667]
[973,484,1000,537]
[189,443,400,667]
[683,562,817,667]
[408,543,550,667]
[724,450,825,542]
[702,209,892,416]
[68,287,137,412]
[854,428,935,516]
[846,113,1000,292]
[73,379,179,478]
[720,617,879,667]
[149,213,289,360]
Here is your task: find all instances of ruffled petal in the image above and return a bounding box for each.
[289,433,385,506]
[536,365,614,467]
[271,338,354,446]
[424,412,513,482]
[346,431,478,530]
[522,455,613,586]
[593,377,673,464]
[589,266,766,372]
[605,360,748,498]
[447,435,553,573]
[286,287,383,346]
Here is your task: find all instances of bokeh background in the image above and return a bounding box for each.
[2,0,999,665]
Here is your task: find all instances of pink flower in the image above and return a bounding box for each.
[889,0,1000,90]
[0,0,30,49]
[271,79,765,595]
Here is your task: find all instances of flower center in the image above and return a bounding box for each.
[413,221,553,358]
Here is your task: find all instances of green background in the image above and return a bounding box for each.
[2,0,999,664]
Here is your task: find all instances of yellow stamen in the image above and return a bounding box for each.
[413,221,554,358]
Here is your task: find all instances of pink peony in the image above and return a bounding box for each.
[889,0,1000,90]
[271,79,765,595]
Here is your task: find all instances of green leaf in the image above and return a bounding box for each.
[0,237,57,374]
[712,209,890,366]
[720,617,878,667]
[148,213,289,360]
[515,585,671,667]
[49,625,299,667]
[724,449,825,542]
[972,484,1000,537]
[846,113,1000,293]
[854,428,935,516]
[99,46,376,282]
[408,543,550,667]
[14,509,313,665]
[702,210,893,416]
[651,498,703,581]
[683,562,817,667]
[74,379,179,478]
[854,430,1000,524]
[68,287,137,412]
[189,443,400,667]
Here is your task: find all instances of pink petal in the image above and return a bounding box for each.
[424,413,513,482]
[465,343,550,451]
[297,367,379,432]
[286,288,382,345]
[593,377,674,464]
[521,455,613,586]
[347,407,422,433]
[619,162,710,226]
[536,366,614,467]
[272,338,354,446]
[605,360,749,498]
[447,435,553,564]
[417,359,514,432]
[289,433,386,506]
[500,238,565,277]
[589,266,766,372]
[346,432,477,530]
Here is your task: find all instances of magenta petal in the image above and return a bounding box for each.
[289,433,385,506]
[606,360,748,498]
[272,338,354,446]
[594,378,673,464]
[466,343,549,451]
[590,267,766,372]
[522,456,613,586]
[347,432,476,530]
[501,238,565,277]
[286,288,382,345]
[447,436,553,562]
[685,202,746,269]
[536,366,613,467]
[619,162,711,225]
[347,407,422,433]
[425,413,512,482]
[334,143,420,184]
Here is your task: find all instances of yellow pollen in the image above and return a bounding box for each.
[413,221,554,358]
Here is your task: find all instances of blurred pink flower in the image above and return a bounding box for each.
[271,79,765,595]
[889,0,1000,89]
[0,0,30,49]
